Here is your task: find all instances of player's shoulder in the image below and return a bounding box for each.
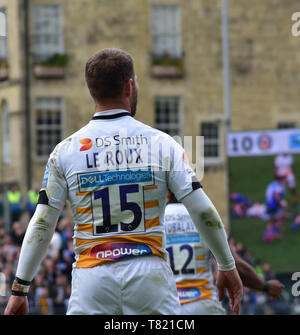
[268,180,277,188]
[50,124,91,162]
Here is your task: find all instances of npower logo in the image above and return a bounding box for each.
[90,243,152,260]
[80,138,93,151]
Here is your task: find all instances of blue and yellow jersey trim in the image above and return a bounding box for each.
[176,279,213,304]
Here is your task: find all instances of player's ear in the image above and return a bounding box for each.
[124,78,133,97]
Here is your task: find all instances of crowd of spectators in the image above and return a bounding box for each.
[0,184,74,315]
[0,186,299,315]
[0,215,74,315]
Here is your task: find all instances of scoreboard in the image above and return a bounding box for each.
[227,129,300,157]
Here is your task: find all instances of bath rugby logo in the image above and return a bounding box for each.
[257,134,272,150]
[90,242,152,260]
[80,138,93,151]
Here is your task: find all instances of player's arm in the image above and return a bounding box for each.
[230,246,285,299]
[5,147,67,315]
[181,188,235,271]
[4,204,61,315]
[274,191,287,208]
[180,188,243,314]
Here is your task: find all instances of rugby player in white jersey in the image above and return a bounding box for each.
[165,193,285,315]
[274,153,298,206]
[5,48,242,315]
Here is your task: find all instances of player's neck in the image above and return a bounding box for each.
[95,101,130,114]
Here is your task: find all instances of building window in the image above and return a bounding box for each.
[36,98,63,159]
[201,122,220,164]
[0,8,7,59]
[277,122,296,129]
[155,97,181,136]
[2,101,10,164]
[0,8,8,80]
[0,8,5,36]
[151,5,181,58]
[33,5,64,61]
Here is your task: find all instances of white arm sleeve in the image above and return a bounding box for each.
[181,188,236,271]
[16,204,61,281]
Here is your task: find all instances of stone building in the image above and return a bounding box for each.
[0,0,300,228]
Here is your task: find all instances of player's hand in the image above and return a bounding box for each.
[4,295,29,315]
[216,268,243,315]
[266,280,285,300]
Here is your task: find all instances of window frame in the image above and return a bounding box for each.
[151,4,182,59]
[200,121,222,166]
[0,7,8,61]
[33,4,64,61]
[154,96,183,138]
[277,122,296,129]
[35,97,65,162]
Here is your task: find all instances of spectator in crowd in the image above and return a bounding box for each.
[291,298,300,315]
[254,291,267,315]
[253,259,264,279]
[263,263,276,282]
[241,287,257,315]
[10,221,25,247]
[35,286,53,315]
[266,290,291,315]
[26,184,40,218]
[51,273,68,315]
[7,184,22,224]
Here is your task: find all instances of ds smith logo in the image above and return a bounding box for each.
[80,138,93,151]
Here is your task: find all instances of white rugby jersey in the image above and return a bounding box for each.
[274,154,293,176]
[40,109,200,268]
[164,203,218,304]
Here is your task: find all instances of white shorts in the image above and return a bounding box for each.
[180,298,226,315]
[67,256,181,315]
[287,173,296,189]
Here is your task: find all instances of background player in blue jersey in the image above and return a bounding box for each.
[263,175,288,243]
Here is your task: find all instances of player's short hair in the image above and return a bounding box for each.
[85,48,135,103]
